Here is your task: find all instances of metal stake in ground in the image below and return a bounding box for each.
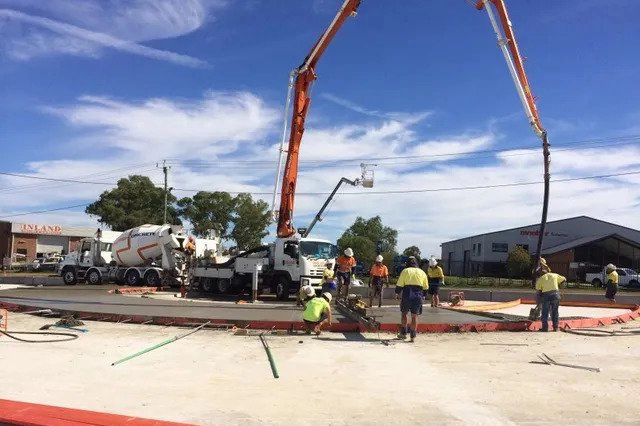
[259,333,279,379]
[111,321,211,366]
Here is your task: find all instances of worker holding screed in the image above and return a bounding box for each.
[394,256,428,342]
[303,292,333,335]
[534,258,566,332]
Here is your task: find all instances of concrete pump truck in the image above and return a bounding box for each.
[189,0,362,300]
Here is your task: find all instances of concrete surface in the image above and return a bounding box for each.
[1,313,639,426]
[0,287,508,325]
[487,304,633,319]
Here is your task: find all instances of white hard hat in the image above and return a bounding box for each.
[344,248,354,257]
[322,292,332,302]
[375,255,383,262]
[303,285,315,297]
[606,263,616,270]
[429,257,437,267]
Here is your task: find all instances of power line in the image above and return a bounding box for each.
[1,134,638,189]
[172,170,640,195]
[3,169,638,219]
[0,203,91,219]
[167,133,640,165]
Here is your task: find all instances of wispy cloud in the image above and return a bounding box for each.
[320,93,431,122]
[0,8,207,66]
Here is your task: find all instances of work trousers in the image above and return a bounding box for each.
[540,290,560,331]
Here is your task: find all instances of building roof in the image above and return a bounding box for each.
[440,215,640,246]
[542,233,640,255]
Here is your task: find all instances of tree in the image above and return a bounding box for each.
[337,216,398,263]
[177,191,236,238]
[86,175,179,231]
[230,193,271,250]
[506,246,532,278]
[402,245,421,259]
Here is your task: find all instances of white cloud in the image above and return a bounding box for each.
[0,0,224,65]
[45,92,280,159]
[3,92,640,261]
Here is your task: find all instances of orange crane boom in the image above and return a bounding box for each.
[276,0,361,238]
[476,0,551,278]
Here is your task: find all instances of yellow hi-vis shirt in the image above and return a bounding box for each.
[607,270,619,286]
[535,272,566,293]
[396,267,429,290]
[427,266,444,279]
[303,297,330,322]
[323,268,334,281]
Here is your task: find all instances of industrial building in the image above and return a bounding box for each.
[0,221,98,266]
[440,216,640,279]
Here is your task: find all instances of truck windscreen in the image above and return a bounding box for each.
[299,241,337,260]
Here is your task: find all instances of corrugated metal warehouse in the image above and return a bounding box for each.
[440,216,640,279]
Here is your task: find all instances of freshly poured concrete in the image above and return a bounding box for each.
[0,287,513,325]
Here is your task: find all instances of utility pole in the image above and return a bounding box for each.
[157,160,171,224]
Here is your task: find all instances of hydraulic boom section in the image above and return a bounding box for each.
[276,0,361,238]
[476,0,551,281]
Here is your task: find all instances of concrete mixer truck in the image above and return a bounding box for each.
[59,224,190,287]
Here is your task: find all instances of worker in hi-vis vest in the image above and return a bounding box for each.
[394,256,428,342]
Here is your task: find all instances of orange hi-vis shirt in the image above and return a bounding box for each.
[370,263,389,278]
[336,256,356,273]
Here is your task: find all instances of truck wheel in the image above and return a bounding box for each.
[275,277,291,301]
[591,279,602,288]
[216,279,231,294]
[62,267,77,286]
[144,270,161,286]
[629,280,639,289]
[114,269,126,285]
[125,270,141,286]
[201,278,214,293]
[86,269,102,285]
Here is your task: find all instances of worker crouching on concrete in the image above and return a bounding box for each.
[426,257,444,308]
[297,285,316,308]
[534,258,566,332]
[335,248,356,300]
[303,292,333,335]
[605,263,619,303]
[369,255,389,308]
[394,256,428,342]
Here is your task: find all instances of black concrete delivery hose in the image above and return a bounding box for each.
[531,131,551,287]
[0,329,79,343]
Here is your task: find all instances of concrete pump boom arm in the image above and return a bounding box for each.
[276,0,361,238]
[476,0,551,282]
[476,0,545,138]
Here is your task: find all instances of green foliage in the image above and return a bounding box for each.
[402,245,421,260]
[177,191,236,238]
[337,216,398,264]
[506,246,533,278]
[85,175,179,231]
[230,193,271,250]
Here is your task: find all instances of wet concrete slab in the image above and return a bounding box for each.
[0,287,508,325]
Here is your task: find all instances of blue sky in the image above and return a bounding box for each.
[1,0,639,257]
